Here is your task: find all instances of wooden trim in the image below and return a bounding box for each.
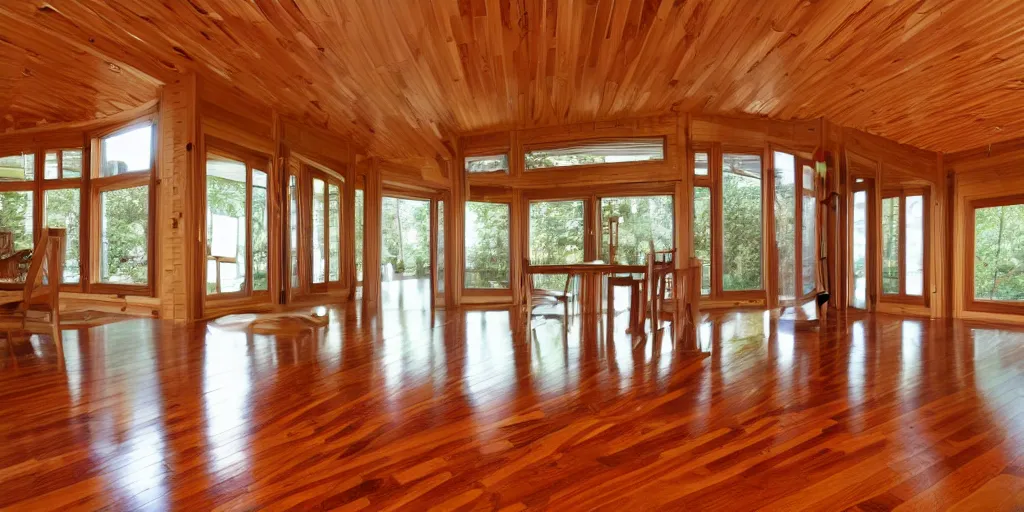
[964,193,1024,315]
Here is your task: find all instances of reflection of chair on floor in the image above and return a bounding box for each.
[0,228,66,361]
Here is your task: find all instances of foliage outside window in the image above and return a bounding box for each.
[525,138,664,170]
[436,201,444,293]
[801,165,817,296]
[881,197,900,294]
[289,175,299,289]
[45,189,81,283]
[529,200,584,291]
[100,186,149,284]
[722,153,763,291]
[693,187,711,295]
[0,191,33,253]
[465,154,509,174]
[600,196,674,265]
[774,151,797,300]
[252,170,269,291]
[329,184,341,281]
[465,201,510,288]
[382,197,430,279]
[205,155,247,294]
[973,202,1024,301]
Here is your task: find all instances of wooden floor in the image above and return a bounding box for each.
[0,304,1022,511]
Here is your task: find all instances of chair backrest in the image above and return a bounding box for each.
[21,227,65,310]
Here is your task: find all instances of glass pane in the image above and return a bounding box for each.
[436,201,444,293]
[45,152,59,179]
[722,154,763,291]
[205,155,246,294]
[328,184,341,281]
[382,197,430,281]
[906,195,924,296]
[289,175,299,289]
[0,153,34,181]
[694,152,709,176]
[62,149,83,179]
[465,202,510,288]
[693,187,712,295]
[525,138,664,169]
[600,196,674,265]
[45,189,81,283]
[774,151,796,301]
[312,179,325,284]
[355,189,364,283]
[101,124,152,177]
[530,200,584,291]
[802,192,817,296]
[100,186,148,284]
[465,154,509,173]
[852,190,868,308]
[0,191,33,255]
[252,170,268,291]
[974,203,1024,301]
[881,197,900,294]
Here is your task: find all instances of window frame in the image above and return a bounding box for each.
[770,148,819,306]
[966,193,1024,315]
[307,166,345,294]
[464,152,510,175]
[88,116,157,296]
[523,136,666,171]
[712,145,768,301]
[201,145,272,302]
[879,187,929,306]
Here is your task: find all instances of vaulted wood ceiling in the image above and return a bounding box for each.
[2,0,1024,157]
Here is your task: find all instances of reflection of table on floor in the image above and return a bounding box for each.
[525,261,646,316]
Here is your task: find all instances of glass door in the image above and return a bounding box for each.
[851,178,874,310]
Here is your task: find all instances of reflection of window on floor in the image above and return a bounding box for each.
[529,200,584,291]
[465,201,510,288]
[722,153,762,291]
[974,201,1024,301]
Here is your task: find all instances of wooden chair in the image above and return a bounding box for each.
[521,258,575,329]
[659,258,702,351]
[0,228,66,361]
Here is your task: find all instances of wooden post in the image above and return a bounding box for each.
[363,158,383,310]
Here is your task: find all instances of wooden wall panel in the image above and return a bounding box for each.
[362,159,383,309]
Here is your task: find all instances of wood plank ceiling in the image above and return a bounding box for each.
[2,0,1024,157]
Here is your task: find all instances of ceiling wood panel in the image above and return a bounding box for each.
[2,0,1024,156]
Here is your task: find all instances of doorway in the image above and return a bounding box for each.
[381,196,432,310]
[851,177,875,310]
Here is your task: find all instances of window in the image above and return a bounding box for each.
[465,154,509,174]
[100,124,152,177]
[881,197,900,294]
[436,200,444,293]
[289,174,299,289]
[355,188,364,283]
[95,121,154,289]
[0,191,33,253]
[694,152,709,176]
[529,200,584,291]
[0,153,34,181]
[252,170,269,291]
[381,197,430,280]
[525,138,664,170]
[100,185,149,284]
[465,201,510,288]
[329,184,341,281]
[43,149,83,180]
[312,179,325,284]
[852,188,869,309]
[774,152,797,300]
[600,196,674,265]
[722,153,763,291]
[801,165,817,296]
[693,187,712,295]
[971,199,1024,303]
[204,152,270,297]
[881,190,927,301]
[44,189,81,283]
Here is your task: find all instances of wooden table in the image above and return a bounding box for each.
[525,261,646,317]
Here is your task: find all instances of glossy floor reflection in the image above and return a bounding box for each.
[0,307,1022,510]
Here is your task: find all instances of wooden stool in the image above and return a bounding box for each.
[607,275,642,333]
